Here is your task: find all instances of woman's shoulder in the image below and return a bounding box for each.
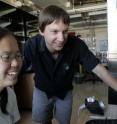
[7,87,16,97]
[7,87,17,106]
[6,87,20,123]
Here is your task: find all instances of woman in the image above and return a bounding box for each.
[0,27,22,124]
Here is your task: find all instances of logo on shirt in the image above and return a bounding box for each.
[63,63,70,71]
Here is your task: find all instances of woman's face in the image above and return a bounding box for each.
[0,35,22,87]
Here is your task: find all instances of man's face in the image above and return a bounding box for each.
[0,35,22,87]
[40,20,69,53]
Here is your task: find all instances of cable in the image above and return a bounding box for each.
[77,103,86,117]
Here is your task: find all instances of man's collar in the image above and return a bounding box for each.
[39,36,46,52]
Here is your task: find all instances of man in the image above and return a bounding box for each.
[23,5,117,124]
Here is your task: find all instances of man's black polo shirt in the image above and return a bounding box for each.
[23,34,99,99]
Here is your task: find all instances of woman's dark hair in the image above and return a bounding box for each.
[0,27,14,40]
[0,27,21,52]
[0,27,14,114]
[39,5,70,32]
[0,88,8,114]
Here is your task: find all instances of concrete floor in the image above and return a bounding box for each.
[17,81,109,124]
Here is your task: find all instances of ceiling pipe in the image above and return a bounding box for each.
[67,3,107,14]
[70,18,107,26]
[69,24,107,31]
[0,8,16,16]
[88,10,107,16]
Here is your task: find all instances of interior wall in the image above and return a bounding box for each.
[75,27,108,53]
[107,0,117,72]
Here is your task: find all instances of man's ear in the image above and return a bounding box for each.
[39,30,44,36]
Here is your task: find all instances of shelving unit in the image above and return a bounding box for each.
[0,1,38,41]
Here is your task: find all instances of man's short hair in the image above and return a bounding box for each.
[39,5,70,32]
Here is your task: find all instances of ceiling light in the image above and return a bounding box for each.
[28,1,34,6]
[66,1,71,7]
[14,1,22,7]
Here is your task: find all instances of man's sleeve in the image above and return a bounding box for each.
[78,40,99,72]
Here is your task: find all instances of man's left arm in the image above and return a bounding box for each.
[92,64,117,91]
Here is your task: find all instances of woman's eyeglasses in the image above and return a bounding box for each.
[0,53,23,63]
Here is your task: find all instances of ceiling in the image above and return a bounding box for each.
[0,0,107,33]
[31,0,107,30]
